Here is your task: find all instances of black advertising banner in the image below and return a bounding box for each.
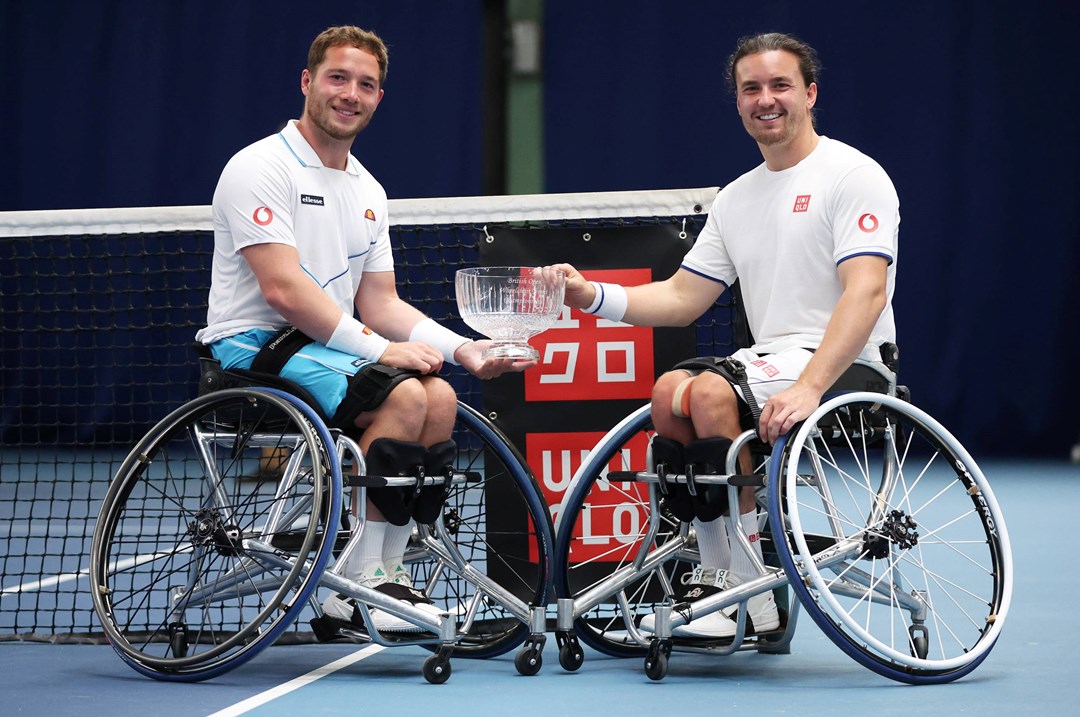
[478,223,697,565]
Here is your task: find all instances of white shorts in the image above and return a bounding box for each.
[681,347,815,405]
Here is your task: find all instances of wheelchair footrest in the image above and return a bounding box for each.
[310,614,352,643]
[310,614,437,643]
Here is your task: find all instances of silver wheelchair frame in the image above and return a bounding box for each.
[90,373,553,684]
[551,358,1013,683]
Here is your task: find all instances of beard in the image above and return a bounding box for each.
[743,109,806,147]
[305,102,370,142]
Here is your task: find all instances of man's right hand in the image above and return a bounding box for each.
[542,263,594,310]
[378,341,445,374]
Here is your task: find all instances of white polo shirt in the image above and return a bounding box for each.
[682,137,899,361]
[196,120,394,344]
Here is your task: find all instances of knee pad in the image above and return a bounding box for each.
[684,437,733,522]
[671,376,696,419]
[364,438,426,526]
[329,365,421,431]
[651,436,694,523]
[413,440,457,524]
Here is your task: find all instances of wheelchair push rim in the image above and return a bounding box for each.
[90,388,342,681]
[769,391,1013,683]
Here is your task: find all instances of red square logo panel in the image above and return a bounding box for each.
[526,268,654,402]
[526,429,654,563]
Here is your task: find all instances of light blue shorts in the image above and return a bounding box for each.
[209,329,374,418]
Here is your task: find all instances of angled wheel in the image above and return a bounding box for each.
[552,405,690,657]
[768,392,1012,684]
[90,388,342,681]
[409,402,553,659]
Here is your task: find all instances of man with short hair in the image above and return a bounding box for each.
[197,25,531,632]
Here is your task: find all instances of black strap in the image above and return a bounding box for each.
[671,355,762,432]
[716,357,762,434]
[250,326,314,375]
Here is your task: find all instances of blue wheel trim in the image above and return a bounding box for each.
[121,387,343,682]
[765,429,991,684]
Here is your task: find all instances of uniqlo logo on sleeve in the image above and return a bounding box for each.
[527,268,654,401]
[793,195,811,212]
[526,430,653,563]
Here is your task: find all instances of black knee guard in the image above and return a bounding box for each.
[364,438,427,526]
[684,437,733,521]
[329,365,422,431]
[652,436,694,523]
[412,440,457,524]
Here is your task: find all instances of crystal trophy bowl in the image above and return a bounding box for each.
[455,267,566,360]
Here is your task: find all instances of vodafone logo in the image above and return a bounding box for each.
[253,206,274,226]
[858,213,879,233]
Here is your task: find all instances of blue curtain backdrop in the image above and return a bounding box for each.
[2,0,1077,458]
[542,0,1080,459]
[0,0,485,207]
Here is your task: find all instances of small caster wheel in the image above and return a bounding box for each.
[909,625,929,659]
[169,623,188,658]
[515,647,543,676]
[644,651,668,681]
[558,641,584,672]
[644,638,671,681]
[423,654,452,684]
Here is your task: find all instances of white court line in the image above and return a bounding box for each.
[0,548,189,596]
[206,645,386,717]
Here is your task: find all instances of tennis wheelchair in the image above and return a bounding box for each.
[551,347,1012,684]
[89,355,553,684]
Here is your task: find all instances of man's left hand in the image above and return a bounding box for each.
[758,383,823,444]
[456,340,537,379]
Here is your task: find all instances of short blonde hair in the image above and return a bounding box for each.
[307,25,389,86]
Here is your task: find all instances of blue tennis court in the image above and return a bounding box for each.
[3,459,1074,717]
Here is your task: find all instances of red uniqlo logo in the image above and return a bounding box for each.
[751,358,779,378]
[526,268,655,401]
[526,430,653,562]
[793,195,811,212]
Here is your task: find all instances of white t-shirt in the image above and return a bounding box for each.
[682,136,899,361]
[196,120,394,344]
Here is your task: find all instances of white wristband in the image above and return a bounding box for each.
[410,318,469,365]
[584,281,628,322]
[325,314,391,362]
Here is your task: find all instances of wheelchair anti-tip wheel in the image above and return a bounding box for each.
[768,392,1012,684]
[90,388,342,681]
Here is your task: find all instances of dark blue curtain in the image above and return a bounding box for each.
[3,0,1078,457]
[0,0,485,208]
[543,0,1080,458]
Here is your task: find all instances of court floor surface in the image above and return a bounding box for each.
[2,459,1076,717]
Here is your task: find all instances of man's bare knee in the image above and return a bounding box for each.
[356,378,428,436]
[687,372,742,436]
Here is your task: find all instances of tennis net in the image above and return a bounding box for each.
[0,187,733,641]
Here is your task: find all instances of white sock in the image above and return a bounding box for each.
[346,518,387,580]
[728,510,765,580]
[693,516,730,570]
[382,520,415,576]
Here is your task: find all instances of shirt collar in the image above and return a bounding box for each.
[278,120,361,176]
